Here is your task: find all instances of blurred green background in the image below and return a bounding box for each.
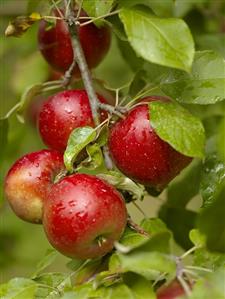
[0,0,224,283]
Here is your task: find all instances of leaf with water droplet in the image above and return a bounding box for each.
[200,154,225,208]
[64,127,97,173]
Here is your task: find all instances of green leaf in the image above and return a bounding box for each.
[123,273,156,299]
[140,218,169,234]
[189,229,206,248]
[189,268,225,299]
[198,185,225,253]
[149,101,205,158]
[79,0,114,26]
[0,118,8,163]
[159,206,197,249]
[167,161,202,207]
[196,34,225,58]
[189,229,225,269]
[0,278,36,299]
[107,15,127,41]
[94,283,135,299]
[62,283,93,299]
[34,272,70,299]
[116,220,172,254]
[119,227,148,250]
[118,251,176,280]
[73,259,102,285]
[97,170,145,201]
[31,249,58,278]
[119,8,194,72]
[200,154,225,208]
[161,51,225,104]
[82,0,114,17]
[64,126,96,173]
[77,143,107,174]
[119,0,174,17]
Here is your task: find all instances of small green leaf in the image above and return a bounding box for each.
[123,273,156,299]
[31,249,58,278]
[198,185,225,253]
[189,268,225,299]
[200,154,225,208]
[64,127,97,173]
[78,0,114,26]
[189,229,206,248]
[119,227,148,250]
[0,118,8,163]
[94,283,135,299]
[119,8,194,72]
[149,101,205,158]
[0,278,37,299]
[34,272,70,298]
[118,251,176,281]
[140,218,169,234]
[189,230,225,270]
[97,170,145,201]
[77,143,107,174]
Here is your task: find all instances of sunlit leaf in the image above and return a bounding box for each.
[120,8,194,72]
[149,101,205,158]
[64,127,97,173]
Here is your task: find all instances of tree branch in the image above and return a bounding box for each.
[65,3,100,126]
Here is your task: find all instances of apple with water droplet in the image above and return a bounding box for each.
[43,173,127,259]
[108,96,192,193]
[4,149,65,224]
[38,9,111,76]
[38,89,108,152]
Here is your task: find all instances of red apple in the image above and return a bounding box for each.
[43,173,127,259]
[157,280,187,299]
[38,10,111,75]
[38,89,108,152]
[108,96,192,192]
[4,150,65,224]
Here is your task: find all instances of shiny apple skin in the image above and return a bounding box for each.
[108,96,192,192]
[4,150,64,224]
[38,11,111,74]
[38,89,108,152]
[43,173,127,259]
[157,281,187,299]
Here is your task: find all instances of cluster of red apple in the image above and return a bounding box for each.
[4,10,192,261]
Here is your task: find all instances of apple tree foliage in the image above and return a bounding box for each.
[0,0,225,298]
